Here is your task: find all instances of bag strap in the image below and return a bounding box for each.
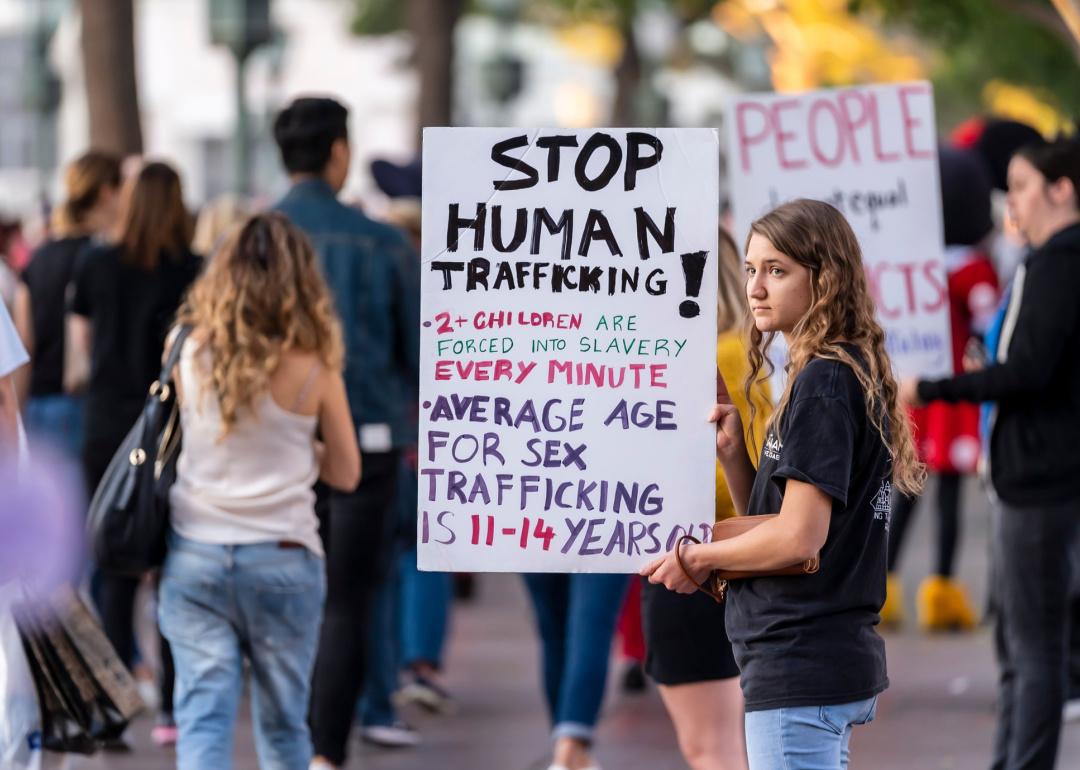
[674,534,726,603]
[159,325,194,388]
[136,325,194,454]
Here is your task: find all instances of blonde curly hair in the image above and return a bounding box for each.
[176,212,344,434]
[743,199,925,498]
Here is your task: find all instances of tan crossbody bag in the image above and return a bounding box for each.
[675,513,820,602]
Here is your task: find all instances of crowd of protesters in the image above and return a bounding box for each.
[0,93,1077,770]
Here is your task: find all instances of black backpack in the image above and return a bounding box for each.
[86,325,193,575]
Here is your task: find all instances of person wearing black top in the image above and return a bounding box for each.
[902,137,1080,770]
[14,150,121,456]
[644,199,924,770]
[68,161,202,747]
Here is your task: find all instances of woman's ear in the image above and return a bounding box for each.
[1048,176,1077,209]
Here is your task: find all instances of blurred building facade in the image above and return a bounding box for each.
[0,0,761,218]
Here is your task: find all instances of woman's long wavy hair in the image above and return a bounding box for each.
[176,212,343,435]
[743,199,925,497]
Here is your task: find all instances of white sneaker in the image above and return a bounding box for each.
[360,721,421,748]
[309,758,337,770]
[1064,698,1080,722]
[136,678,160,712]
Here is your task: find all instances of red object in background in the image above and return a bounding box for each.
[618,576,645,663]
[950,116,987,150]
[910,248,1000,474]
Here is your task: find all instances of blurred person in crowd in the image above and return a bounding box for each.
[0,300,27,454]
[391,440,458,716]
[955,119,1044,284]
[639,228,770,770]
[381,198,422,247]
[192,193,253,258]
[523,565,629,770]
[0,217,24,309]
[354,442,424,749]
[13,151,122,456]
[368,156,458,722]
[883,148,1000,631]
[902,136,1080,770]
[352,157,446,747]
[616,578,647,693]
[647,200,924,770]
[67,160,202,748]
[271,97,420,770]
[949,118,1080,715]
[161,213,359,770]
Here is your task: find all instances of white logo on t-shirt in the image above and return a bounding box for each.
[871,479,892,529]
[764,434,782,462]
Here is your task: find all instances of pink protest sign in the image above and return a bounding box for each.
[726,82,952,381]
[419,129,719,572]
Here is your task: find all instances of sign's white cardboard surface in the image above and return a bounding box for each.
[419,128,719,572]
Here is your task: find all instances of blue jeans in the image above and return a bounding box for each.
[523,573,629,742]
[744,697,878,770]
[24,394,83,458]
[159,532,326,770]
[399,546,453,668]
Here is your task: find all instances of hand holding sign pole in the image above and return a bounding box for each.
[419,129,720,573]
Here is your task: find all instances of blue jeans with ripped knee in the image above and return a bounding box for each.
[744,696,878,770]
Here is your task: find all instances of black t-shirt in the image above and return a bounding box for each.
[70,244,201,446]
[21,236,92,396]
[725,353,892,711]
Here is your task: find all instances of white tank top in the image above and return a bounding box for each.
[169,339,323,556]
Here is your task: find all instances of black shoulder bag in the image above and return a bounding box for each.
[86,325,193,576]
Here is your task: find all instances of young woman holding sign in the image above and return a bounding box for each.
[643,198,924,770]
[639,228,770,770]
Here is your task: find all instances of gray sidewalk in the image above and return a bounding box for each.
[74,477,1079,769]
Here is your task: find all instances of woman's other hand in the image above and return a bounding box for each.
[710,402,745,461]
[898,377,924,407]
[710,366,746,461]
[640,542,710,594]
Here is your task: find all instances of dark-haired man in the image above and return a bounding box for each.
[272,96,419,770]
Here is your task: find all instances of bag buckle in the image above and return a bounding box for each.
[148,380,171,403]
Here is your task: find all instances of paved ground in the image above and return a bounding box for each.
[62,477,1080,769]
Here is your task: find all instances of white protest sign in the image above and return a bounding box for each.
[419,128,719,573]
[726,81,951,381]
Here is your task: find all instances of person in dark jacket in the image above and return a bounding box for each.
[271,96,420,770]
[902,136,1080,770]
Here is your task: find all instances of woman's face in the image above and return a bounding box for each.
[745,233,813,337]
[1006,155,1074,247]
[1006,156,1048,246]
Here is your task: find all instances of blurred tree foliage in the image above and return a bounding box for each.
[352,0,464,142]
[852,0,1080,127]
[352,0,720,126]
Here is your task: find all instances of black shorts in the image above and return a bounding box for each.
[641,577,740,685]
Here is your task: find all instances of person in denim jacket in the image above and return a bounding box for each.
[271,96,419,770]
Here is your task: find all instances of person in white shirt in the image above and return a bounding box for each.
[159,212,359,770]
